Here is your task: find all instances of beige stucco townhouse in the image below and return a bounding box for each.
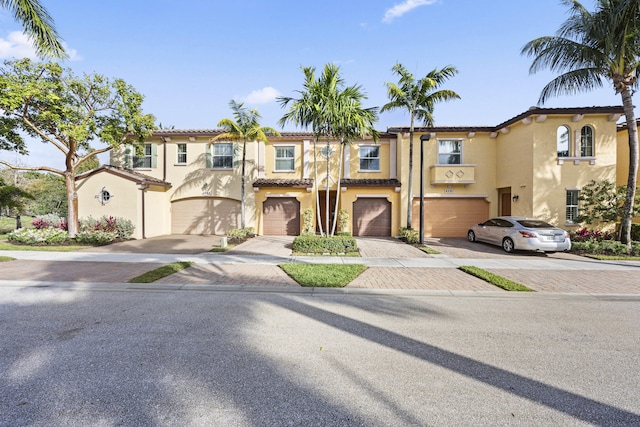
[77,105,635,239]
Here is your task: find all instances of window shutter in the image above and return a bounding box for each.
[206,144,212,169]
[151,143,158,168]
[233,143,239,169]
[124,144,132,169]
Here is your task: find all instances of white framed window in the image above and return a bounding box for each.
[177,143,187,164]
[580,126,594,157]
[212,143,233,169]
[133,143,153,168]
[359,146,380,171]
[566,190,579,223]
[437,140,462,164]
[275,146,295,171]
[557,125,570,157]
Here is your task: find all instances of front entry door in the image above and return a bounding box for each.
[501,193,512,216]
[317,191,337,233]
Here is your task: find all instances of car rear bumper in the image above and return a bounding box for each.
[517,238,571,252]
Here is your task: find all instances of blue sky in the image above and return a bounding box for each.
[1,0,623,168]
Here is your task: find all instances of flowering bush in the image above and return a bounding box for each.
[74,230,118,244]
[32,213,68,230]
[7,228,68,244]
[79,216,134,239]
[570,227,615,242]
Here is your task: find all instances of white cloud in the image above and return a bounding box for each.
[383,0,438,23]
[0,31,37,59]
[242,87,281,105]
[0,31,81,61]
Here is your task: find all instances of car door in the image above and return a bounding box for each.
[475,219,498,243]
[494,218,516,244]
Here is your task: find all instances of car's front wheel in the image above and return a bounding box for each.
[502,237,515,253]
[467,230,476,242]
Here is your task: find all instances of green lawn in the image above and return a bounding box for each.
[128,262,194,283]
[458,266,534,292]
[0,256,15,262]
[0,216,33,234]
[0,240,91,252]
[279,263,367,287]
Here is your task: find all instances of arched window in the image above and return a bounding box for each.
[557,125,570,157]
[580,126,594,157]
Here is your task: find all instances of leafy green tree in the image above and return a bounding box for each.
[381,63,460,230]
[279,64,379,236]
[522,0,640,246]
[23,172,67,216]
[575,180,640,228]
[0,0,66,58]
[212,100,280,229]
[0,177,34,229]
[0,59,156,237]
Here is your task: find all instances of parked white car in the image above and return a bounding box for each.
[467,216,572,253]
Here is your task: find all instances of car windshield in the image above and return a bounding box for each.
[516,219,554,228]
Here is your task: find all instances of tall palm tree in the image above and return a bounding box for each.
[212,100,280,229]
[279,64,379,236]
[381,63,460,231]
[522,0,640,246]
[1,0,66,58]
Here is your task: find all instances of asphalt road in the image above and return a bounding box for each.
[1,285,639,426]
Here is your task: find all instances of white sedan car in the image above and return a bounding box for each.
[467,216,572,253]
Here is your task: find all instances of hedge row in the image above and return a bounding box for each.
[292,234,358,254]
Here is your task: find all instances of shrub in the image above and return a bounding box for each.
[292,234,358,254]
[302,208,315,234]
[338,209,349,233]
[32,213,67,230]
[572,240,631,255]
[398,227,420,244]
[80,215,135,239]
[7,227,68,244]
[226,227,256,242]
[74,230,118,244]
[570,227,614,242]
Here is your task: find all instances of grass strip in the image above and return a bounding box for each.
[0,256,15,262]
[279,263,367,287]
[584,254,640,261]
[419,246,441,255]
[128,262,194,283]
[0,241,91,252]
[458,265,534,292]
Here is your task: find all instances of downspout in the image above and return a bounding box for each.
[162,137,167,182]
[138,181,149,239]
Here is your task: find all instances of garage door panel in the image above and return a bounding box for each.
[353,198,391,236]
[412,198,489,238]
[172,198,240,235]
[263,198,300,236]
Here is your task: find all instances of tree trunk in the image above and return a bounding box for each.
[331,143,345,236]
[240,138,246,229]
[314,136,323,236]
[619,88,638,247]
[405,114,415,229]
[65,171,78,238]
[325,136,331,236]
[16,214,22,229]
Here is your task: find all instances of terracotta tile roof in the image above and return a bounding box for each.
[340,179,401,187]
[388,106,625,134]
[252,178,313,188]
[76,165,171,187]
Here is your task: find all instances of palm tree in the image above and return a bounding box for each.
[381,63,460,231]
[212,100,280,229]
[1,0,66,58]
[522,0,640,246]
[279,64,379,236]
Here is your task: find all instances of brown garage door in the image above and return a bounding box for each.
[412,198,489,237]
[171,197,240,235]
[263,197,300,235]
[353,198,391,236]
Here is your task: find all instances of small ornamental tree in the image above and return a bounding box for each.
[575,180,640,238]
[0,59,156,237]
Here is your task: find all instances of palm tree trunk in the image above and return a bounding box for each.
[240,138,247,229]
[406,113,415,229]
[619,88,639,246]
[331,143,345,236]
[314,136,324,236]
[325,136,331,236]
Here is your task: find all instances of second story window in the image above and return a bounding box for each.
[275,146,294,171]
[177,143,187,164]
[581,126,594,157]
[438,140,462,164]
[212,143,233,169]
[359,146,380,171]
[133,143,153,168]
[557,125,570,157]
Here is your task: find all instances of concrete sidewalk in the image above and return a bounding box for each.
[1,235,639,294]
